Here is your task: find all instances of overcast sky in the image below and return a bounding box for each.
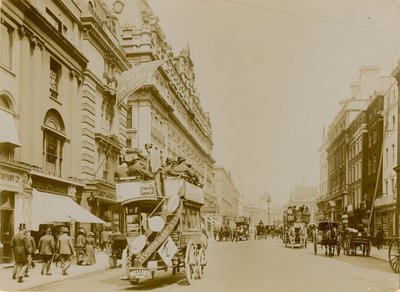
[148,0,400,205]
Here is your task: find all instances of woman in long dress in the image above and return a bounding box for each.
[85,232,96,265]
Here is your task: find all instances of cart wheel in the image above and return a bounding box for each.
[389,238,400,273]
[197,247,206,279]
[314,244,317,255]
[184,242,197,285]
[129,278,139,285]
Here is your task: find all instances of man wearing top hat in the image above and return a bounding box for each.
[56,227,75,275]
[10,223,32,283]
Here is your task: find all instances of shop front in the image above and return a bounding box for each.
[83,182,121,245]
[0,162,31,263]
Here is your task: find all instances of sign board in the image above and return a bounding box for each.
[116,181,156,202]
[184,181,204,205]
[157,236,178,267]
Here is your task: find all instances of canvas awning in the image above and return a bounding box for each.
[31,189,105,230]
[0,109,21,147]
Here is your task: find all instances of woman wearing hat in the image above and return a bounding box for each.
[85,232,96,265]
[75,228,86,265]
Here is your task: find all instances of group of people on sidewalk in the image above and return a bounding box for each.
[10,223,98,283]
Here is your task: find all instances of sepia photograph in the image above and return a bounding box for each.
[1,0,400,291]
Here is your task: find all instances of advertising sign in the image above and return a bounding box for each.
[157,236,178,267]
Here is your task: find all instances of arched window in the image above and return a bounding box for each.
[0,93,20,159]
[43,109,66,177]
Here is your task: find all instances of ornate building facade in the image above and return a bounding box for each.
[117,0,216,216]
[0,0,91,263]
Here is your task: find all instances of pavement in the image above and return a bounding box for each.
[0,250,110,292]
[369,245,389,261]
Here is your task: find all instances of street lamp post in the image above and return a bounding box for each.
[266,195,272,226]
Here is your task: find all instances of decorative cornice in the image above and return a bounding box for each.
[81,16,130,71]
[16,0,88,68]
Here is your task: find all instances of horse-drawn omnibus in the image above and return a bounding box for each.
[283,205,310,248]
[116,177,207,285]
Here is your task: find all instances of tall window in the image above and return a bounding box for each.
[386,148,389,164]
[103,155,109,181]
[385,180,389,195]
[368,157,372,175]
[43,110,65,177]
[368,133,372,147]
[127,105,133,129]
[0,21,13,69]
[49,58,61,99]
[373,129,377,144]
[393,144,396,163]
[392,178,396,196]
[373,154,377,173]
[46,8,62,33]
[393,116,396,131]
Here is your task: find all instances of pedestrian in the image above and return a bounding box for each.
[376,228,384,250]
[56,227,74,275]
[101,227,110,252]
[85,232,96,265]
[38,227,55,275]
[75,228,86,265]
[10,223,32,283]
[24,229,36,277]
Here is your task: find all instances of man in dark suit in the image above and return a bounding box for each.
[38,227,55,275]
[24,229,36,277]
[56,227,74,275]
[10,223,31,283]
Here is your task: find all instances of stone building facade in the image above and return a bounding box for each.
[212,166,240,228]
[317,66,394,237]
[0,0,91,263]
[117,0,216,217]
[0,0,216,262]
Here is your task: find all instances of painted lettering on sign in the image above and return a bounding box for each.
[0,172,21,183]
[134,208,181,267]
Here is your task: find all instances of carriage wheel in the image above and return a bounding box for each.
[389,238,400,273]
[314,244,317,255]
[184,242,197,285]
[128,278,139,285]
[197,248,206,279]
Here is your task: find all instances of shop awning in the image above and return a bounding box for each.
[0,109,21,147]
[31,189,105,230]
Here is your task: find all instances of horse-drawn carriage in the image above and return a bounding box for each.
[232,217,250,241]
[255,223,267,240]
[116,177,207,285]
[217,225,232,242]
[342,228,371,256]
[313,221,341,256]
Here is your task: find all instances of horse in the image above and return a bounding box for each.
[299,226,308,248]
[322,227,337,256]
[288,226,296,248]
